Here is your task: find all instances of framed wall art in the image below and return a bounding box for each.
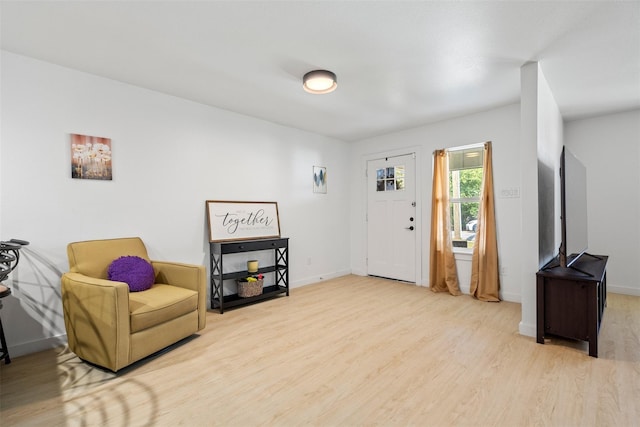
[206,200,281,242]
[313,166,327,194]
[70,133,112,180]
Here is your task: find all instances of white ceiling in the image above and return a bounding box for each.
[1,1,639,141]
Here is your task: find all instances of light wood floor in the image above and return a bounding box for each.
[1,275,639,426]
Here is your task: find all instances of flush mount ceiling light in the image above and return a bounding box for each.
[303,70,337,94]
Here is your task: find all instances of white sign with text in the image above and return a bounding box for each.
[206,201,280,242]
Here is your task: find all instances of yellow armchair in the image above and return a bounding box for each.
[61,237,206,372]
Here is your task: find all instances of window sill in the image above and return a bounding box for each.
[453,248,473,261]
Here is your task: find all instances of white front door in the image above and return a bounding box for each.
[366,153,416,282]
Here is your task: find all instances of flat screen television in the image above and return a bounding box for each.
[559,146,589,268]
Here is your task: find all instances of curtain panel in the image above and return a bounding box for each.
[429,150,461,296]
[470,142,501,301]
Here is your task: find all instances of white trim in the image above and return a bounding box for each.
[453,250,473,260]
[501,291,521,303]
[519,321,536,337]
[608,286,640,297]
[450,197,481,203]
[292,270,352,288]
[446,142,485,152]
[9,334,67,358]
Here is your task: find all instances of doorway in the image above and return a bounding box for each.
[366,153,417,282]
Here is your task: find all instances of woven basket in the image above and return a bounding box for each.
[237,279,264,298]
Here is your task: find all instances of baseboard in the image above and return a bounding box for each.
[341,273,521,301]
[608,285,640,296]
[9,334,67,358]
[500,291,521,303]
[291,269,352,288]
[519,321,536,338]
[350,268,367,277]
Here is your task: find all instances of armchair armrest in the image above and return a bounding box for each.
[151,261,204,291]
[151,261,207,330]
[61,272,131,372]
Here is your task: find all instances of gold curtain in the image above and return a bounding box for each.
[470,142,501,302]
[429,150,461,296]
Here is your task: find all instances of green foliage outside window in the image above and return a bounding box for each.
[450,168,483,226]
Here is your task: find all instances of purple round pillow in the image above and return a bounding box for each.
[107,255,155,292]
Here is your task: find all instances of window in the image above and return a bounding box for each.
[376,165,405,191]
[448,146,484,250]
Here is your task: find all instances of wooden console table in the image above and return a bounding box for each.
[536,254,608,357]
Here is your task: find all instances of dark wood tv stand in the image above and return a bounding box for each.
[536,254,608,357]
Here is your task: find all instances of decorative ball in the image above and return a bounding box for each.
[107,256,155,292]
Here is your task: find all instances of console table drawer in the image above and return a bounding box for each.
[213,238,288,254]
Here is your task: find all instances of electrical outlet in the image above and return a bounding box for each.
[307,257,312,266]
[500,187,520,198]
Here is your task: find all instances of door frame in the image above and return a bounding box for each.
[362,146,424,285]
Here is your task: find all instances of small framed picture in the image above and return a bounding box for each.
[70,133,112,180]
[313,166,327,194]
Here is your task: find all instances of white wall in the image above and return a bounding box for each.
[349,103,523,302]
[519,62,564,337]
[565,109,640,296]
[0,51,351,357]
[519,63,540,336]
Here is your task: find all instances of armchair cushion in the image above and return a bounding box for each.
[128,284,198,333]
[108,255,155,292]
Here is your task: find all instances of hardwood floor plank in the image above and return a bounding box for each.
[1,275,638,426]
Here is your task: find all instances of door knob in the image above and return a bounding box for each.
[405,226,414,231]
